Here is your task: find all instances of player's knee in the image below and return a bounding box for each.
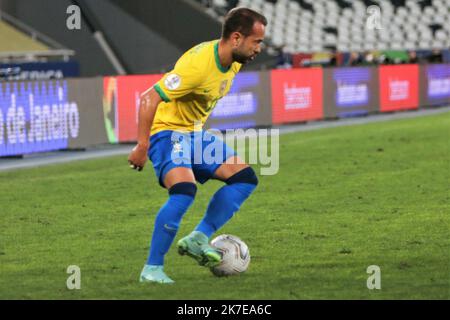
[168,182,198,198]
[225,167,258,186]
[165,182,197,214]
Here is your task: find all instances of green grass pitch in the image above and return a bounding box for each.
[0,111,449,299]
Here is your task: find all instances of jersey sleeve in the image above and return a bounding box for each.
[154,54,205,102]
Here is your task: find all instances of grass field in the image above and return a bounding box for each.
[0,111,449,299]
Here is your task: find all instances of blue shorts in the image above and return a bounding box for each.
[148,130,237,188]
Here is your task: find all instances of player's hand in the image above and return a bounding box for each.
[128,143,149,172]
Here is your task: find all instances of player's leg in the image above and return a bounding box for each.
[141,130,196,284]
[174,165,224,267]
[177,131,258,267]
[141,167,197,284]
[195,156,258,238]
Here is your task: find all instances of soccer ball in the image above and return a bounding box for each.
[209,234,250,276]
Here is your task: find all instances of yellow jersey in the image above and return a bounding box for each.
[151,39,242,136]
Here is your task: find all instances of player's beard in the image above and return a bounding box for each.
[232,50,255,64]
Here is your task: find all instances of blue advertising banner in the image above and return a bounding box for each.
[419,64,450,107]
[205,71,272,130]
[0,61,80,81]
[0,81,73,156]
[0,78,107,157]
[323,67,379,118]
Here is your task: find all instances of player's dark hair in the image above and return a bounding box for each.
[222,7,267,39]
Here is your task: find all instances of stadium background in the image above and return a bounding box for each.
[0,0,449,300]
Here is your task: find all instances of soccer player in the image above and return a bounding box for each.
[128,7,267,284]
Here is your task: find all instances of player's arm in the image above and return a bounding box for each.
[128,87,162,171]
[128,52,203,171]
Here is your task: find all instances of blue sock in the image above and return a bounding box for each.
[196,167,258,238]
[147,182,196,265]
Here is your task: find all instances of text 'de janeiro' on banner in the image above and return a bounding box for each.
[0,78,106,156]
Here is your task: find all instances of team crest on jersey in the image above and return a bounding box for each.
[165,74,181,90]
[219,80,228,95]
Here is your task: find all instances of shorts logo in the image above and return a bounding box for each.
[172,141,183,153]
[165,74,181,90]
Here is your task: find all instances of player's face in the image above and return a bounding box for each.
[232,22,265,64]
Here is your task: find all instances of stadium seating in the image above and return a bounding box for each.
[0,21,49,53]
[203,0,450,54]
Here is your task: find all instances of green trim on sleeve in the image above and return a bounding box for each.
[214,41,230,73]
[154,83,170,102]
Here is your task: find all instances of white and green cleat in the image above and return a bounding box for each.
[139,265,175,284]
[177,231,222,267]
